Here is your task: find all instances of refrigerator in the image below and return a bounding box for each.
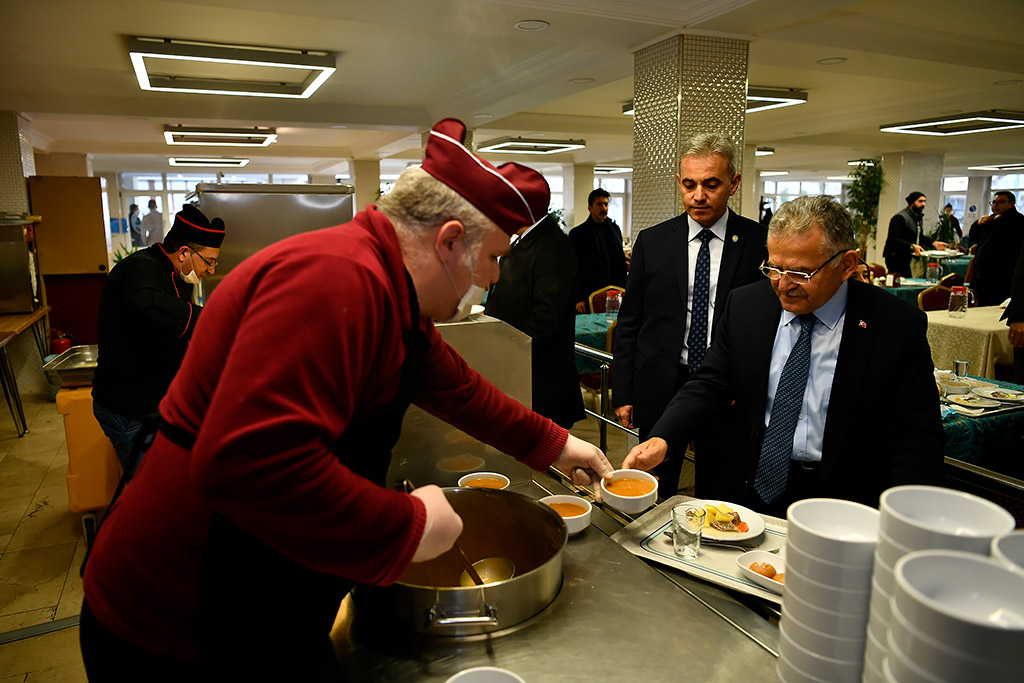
[0,221,40,314]
[192,183,355,300]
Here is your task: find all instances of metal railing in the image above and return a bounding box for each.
[575,342,638,452]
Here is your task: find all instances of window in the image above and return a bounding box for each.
[220,173,270,184]
[594,176,631,240]
[272,173,310,184]
[991,174,1024,206]
[943,176,968,192]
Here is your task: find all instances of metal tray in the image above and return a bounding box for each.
[42,344,98,387]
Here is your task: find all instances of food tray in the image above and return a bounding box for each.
[611,495,786,605]
[42,344,98,387]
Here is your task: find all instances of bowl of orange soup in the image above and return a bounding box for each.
[458,472,510,490]
[539,495,592,535]
[600,469,658,514]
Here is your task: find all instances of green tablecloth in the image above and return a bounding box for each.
[575,313,612,375]
[880,278,930,304]
[942,378,1024,479]
[943,256,972,281]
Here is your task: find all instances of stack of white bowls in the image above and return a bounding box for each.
[863,485,1015,682]
[778,499,879,683]
[884,549,1024,683]
[991,529,1024,575]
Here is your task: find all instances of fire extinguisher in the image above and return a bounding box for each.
[50,329,72,355]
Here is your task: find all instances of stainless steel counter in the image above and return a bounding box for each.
[330,472,780,682]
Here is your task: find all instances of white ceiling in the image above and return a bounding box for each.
[2,0,1022,180]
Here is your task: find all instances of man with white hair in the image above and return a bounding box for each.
[80,118,612,682]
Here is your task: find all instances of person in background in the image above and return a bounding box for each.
[968,191,1024,306]
[140,199,163,246]
[852,259,872,284]
[623,195,943,517]
[485,212,585,429]
[612,133,767,499]
[942,203,962,243]
[128,203,142,247]
[91,204,225,475]
[79,118,612,683]
[569,188,627,313]
[882,192,947,276]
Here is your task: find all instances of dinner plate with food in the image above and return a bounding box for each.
[694,500,766,542]
[947,394,1000,409]
[960,377,996,388]
[972,386,1024,402]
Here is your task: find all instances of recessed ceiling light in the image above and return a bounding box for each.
[477,136,585,155]
[848,159,876,166]
[827,176,855,181]
[129,36,336,99]
[569,78,595,85]
[163,125,277,147]
[967,162,1024,171]
[514,20,549,31]
[169,157,249,167]
[595,167,633,174]
[816,57,847,66]
[755,147,774,156]
[473,113,494,120]
[759,170,789,177]
[747,87,808,113]
[880,110,1024,136]
[526,132,547,138]
[330,124,348,129]
[622,100,635,116]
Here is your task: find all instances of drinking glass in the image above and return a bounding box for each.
[672,504,705,559]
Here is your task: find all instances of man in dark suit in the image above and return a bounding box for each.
[613,133,767,498]
[969,191,1024,307]
[624,195,944,515]
[569,188,628,313]
[486,213,585,428]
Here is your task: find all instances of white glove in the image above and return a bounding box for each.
[409,485,463,562]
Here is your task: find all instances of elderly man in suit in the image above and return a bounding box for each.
[623,195,943,515]
[613,133,767,498]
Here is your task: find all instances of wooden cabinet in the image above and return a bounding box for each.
[28,176,108,275]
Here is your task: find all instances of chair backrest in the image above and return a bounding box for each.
[964,256,976,287]
[917,285,952,312]
[939,272,964,289]
[606,319,618,353]
[868,262,886,279]
[588,286,624,314]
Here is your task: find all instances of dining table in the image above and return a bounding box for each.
[878,277,931,305]
[941,377,1024,480]
[926,305,1012,379]
[575,312,613,375]
[942,256,972,281]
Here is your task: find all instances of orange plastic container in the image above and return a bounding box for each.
[56,387,121,513]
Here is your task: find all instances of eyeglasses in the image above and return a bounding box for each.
[190,248,218,270]
[991,198,1010,205]
[760,250,845,282]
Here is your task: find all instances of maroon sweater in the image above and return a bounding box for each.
[83,207,567,659]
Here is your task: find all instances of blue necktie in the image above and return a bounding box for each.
[755,313,816,504]
[687,229,713,371]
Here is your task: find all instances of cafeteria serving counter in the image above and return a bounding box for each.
[330,470,781,682]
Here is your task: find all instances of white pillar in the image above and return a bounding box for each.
[874,152,944,264]
[352,160,380,212]
[741,143,758,222]
[572,163,595,231]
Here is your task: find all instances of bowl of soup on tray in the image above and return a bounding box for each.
[600,469,658,514]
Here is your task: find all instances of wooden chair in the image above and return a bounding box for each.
[939,272,964,289]
[868,262,886,279]
[964,256,976,287]
[588,286,625,314]
[606,319,618,354]
[917,285,953,312]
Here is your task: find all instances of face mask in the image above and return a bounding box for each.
[179,251,202,285]
[436,243,484,323]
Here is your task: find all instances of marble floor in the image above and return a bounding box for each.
[0,392,88,682]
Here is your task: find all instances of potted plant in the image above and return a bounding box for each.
[847,159,883,258]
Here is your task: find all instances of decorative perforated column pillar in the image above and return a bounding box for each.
[0,111,34,214]
[873,152,944,265]
[632,35,749,234]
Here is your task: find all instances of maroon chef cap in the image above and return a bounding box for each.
[165,204,226,248]
[421,118,550,236]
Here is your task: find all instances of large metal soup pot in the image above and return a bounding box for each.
[353,487,567,637]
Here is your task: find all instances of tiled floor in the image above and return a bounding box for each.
[0,393,87,682]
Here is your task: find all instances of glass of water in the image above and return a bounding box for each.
[672,504,705,559]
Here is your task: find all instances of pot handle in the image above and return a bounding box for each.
[425,604,499,630]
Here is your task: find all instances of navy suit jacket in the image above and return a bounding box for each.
[649,279,945,510]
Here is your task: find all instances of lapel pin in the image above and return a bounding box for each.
[731,235,739,242]
[859,320,867,329]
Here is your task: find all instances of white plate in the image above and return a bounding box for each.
[961,377,996,388]
[947,394,1000,409]
[694,499,766,541]
[973,386,1024,402]
[737,550,785,594]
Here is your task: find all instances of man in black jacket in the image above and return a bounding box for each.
[486,213,584,428]
[970,191,1024,307]
[92,204,226,473]
[569,188,627,313]
[882,192,947,276]
[613,133,767,498]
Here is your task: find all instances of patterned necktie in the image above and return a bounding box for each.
[687,229,714,371]
[755,313,817,504]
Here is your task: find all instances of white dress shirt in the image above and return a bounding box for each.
[680,210,729,365]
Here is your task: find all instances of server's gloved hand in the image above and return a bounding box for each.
[552,434,614,500]
[409,485,463,562]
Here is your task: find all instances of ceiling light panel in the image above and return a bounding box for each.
[967,162,1024,171]
[755,147,774,156]
[169,157,249,167]
[477,137,585,155]
[595,167,633,174]
[880,111,1024,136]
[747,88,808,114]
[130,37,336,99]
[163,125,277,147]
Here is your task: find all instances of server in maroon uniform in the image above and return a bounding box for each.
[79,118,612,682]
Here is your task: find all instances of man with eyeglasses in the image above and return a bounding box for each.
[623,195,943,516]
[968,191,1024,307]
[92,203,225,476]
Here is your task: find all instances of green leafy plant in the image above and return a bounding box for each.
[548,207,566,228]
[931,210,956,244]
[112,243,137,265]
[847,159,883,257]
